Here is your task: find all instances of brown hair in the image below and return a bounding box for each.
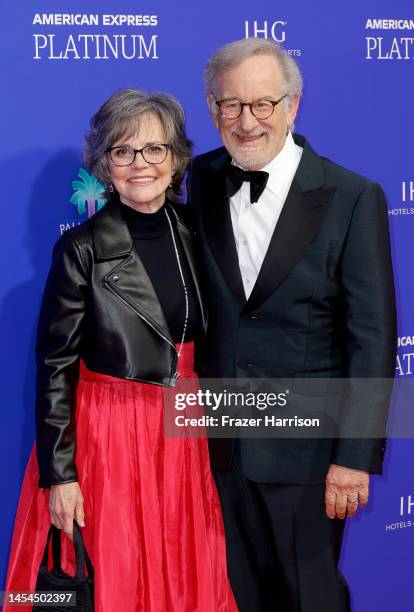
[84,88,192,202]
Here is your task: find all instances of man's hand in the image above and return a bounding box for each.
[49,482,85,540]
[325,464,369,519]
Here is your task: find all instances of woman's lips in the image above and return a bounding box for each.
[128,176,157,185]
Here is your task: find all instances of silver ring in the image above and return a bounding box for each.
[347,496,359,505]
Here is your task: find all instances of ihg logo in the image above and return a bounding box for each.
[384,496,414,532]
[400,495,414,516]
[244,20,286,44]
[402,181,414,202]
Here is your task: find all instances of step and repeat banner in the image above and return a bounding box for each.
[0,1,413,609]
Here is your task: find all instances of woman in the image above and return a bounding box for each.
[5,89,237,611]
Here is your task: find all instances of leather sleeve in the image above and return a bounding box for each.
[35,234,89,488]
[332,183,397,473]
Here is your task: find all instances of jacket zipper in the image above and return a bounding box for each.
[105,281,178,354]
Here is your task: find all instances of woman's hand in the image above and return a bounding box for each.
[49,482,85,540]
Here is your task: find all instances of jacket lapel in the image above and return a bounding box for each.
[202,154,246,304]
[167,205,208,334]
[244,180,335,313]
[244,135,335,313]
[200,136,336,313]
[91,199,174,347]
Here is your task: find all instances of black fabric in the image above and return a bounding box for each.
[121,203,202,342]
[35,522,94,611]
[189,133,397,481]
[214,444,350,612]
[226,164,269,204]
[225,164,269,203]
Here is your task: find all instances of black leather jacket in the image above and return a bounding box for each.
[35,199,206,488]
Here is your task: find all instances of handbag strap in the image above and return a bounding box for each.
[40,522,94,580]
[73,521,94,580]
[40,525,62,572]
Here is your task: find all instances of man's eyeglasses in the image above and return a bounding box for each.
[215,94,288,120]
[107,143,171,166]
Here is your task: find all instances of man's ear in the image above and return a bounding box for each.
[206,93,220,130]
[287,94,300,129]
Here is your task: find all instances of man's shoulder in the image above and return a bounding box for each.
[320,154,376,192]
[299,134,377,193]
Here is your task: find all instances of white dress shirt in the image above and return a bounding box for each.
[229,131,303,299]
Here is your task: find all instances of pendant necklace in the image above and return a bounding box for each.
[165,208,189,384]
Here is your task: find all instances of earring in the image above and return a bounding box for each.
[108,183,114,193]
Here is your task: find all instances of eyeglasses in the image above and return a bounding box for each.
[215,94,288,120]
[107,143,171,166]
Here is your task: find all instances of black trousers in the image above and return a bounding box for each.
[214,445,351,612]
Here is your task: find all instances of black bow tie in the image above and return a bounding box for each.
[225,165,269,204]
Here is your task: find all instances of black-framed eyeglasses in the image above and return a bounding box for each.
[215,94,288,120]
[106,143,171,166]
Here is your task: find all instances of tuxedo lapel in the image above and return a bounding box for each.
[244,134,335,313]
[202,157,246,304]
[199,135,335,313]
[244,179,335,313]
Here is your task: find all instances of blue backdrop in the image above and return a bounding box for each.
[1,1,413,609]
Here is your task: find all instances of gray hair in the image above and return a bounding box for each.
[84,88,192,201]
[204,38,303,113]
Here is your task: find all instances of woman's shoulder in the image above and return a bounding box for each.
[56,198,117,250]
[54,219,93,255]
[49,222,93,277]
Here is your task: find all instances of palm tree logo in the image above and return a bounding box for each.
[70,168,106,218]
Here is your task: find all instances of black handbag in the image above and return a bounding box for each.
[34,521,94,611]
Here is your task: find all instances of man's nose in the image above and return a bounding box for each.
[238,105,259,132]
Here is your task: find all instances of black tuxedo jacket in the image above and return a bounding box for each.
[189,133,397,484]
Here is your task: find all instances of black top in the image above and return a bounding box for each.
[121,201,202,343]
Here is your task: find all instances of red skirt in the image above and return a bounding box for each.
[5,342,237,611]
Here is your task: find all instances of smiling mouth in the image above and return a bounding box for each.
[128,176,157,185]
[234,133,264,147]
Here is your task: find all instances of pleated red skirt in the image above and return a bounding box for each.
[5,342,237,611]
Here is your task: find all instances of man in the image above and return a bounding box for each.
[189,38,396,612]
